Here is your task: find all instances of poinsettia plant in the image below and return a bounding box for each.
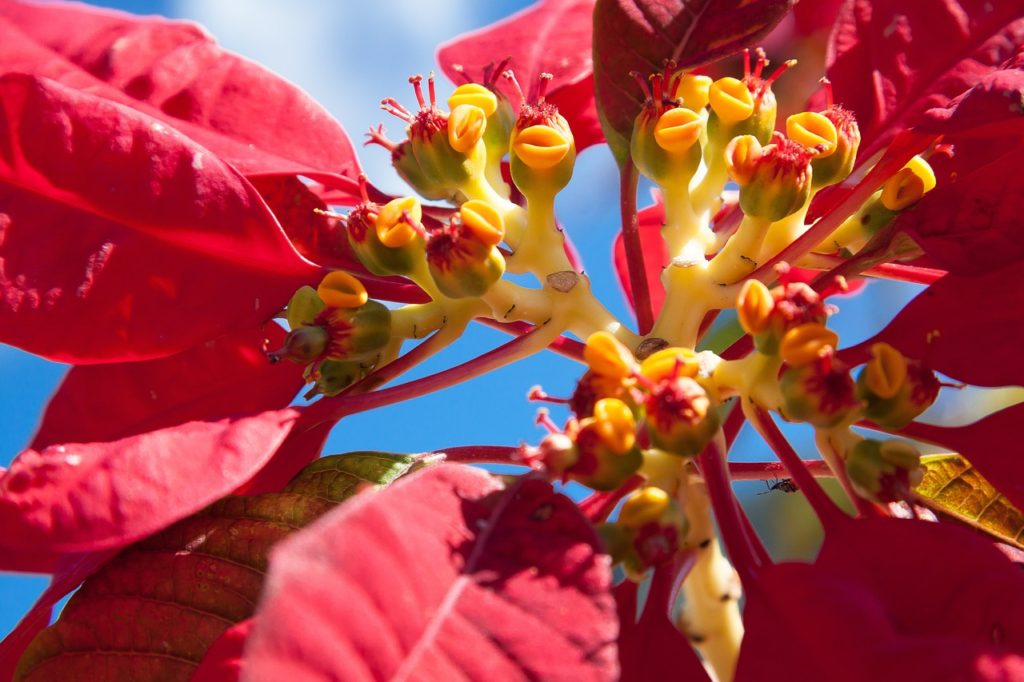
[2,0,1024,679]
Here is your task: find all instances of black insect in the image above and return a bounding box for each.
[758,478,798,495]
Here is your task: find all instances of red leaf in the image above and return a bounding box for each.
[615,567,709,682]
[613,197,668,314]
[0,2,361,184]
[821,0,1024,157]
[245,465,618,681]
[919,52,1024,139]
[0,73,317,362]
[191,619,253,682]
[902,403,1024,513]
[32,324,304,450]
[0,408,298,571]
[737,518,1024,681]
[593,0,795,162]
[843,265,1024,388]
[437,0,604,152]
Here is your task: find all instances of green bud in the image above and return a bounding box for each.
[779,356,858,428]
[312,359,364,397]
[285,286,326,329]
[631,105,703,187]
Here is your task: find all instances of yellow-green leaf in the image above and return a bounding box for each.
[914,453,1024,549]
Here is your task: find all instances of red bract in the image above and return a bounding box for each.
[592,0,795,162]
[737,517,1024,682]
[437,0,604,152]
[0,408,298,571]
[0,73,317,362]
[245,465,617,681]
[0,2,361,186]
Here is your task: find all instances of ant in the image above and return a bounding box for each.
[758,478,798,495]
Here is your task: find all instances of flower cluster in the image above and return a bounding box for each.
[1,1,1023,681]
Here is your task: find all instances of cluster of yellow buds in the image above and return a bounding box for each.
[271,272,392,397]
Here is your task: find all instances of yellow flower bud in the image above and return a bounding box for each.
[674,73,712,111]
[376,196,422,248]
[593,398,637,454]
[880,155,936,211]
[458,199,504,247]
[709,77,754,124]
[653,107,703,153]
[639,347,700,383]
[584,331,636,380]
[786,111,838,158]
[737,279,774,335]
[863,342,908,400]
[618,487,671,529]
[724,134,763,185]
[779,323,839,367]
[447,104,487,153]
[447,83,498,118]
[316,271,368,310]
[511,124,572,169]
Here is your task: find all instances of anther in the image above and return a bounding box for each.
[408,74,427,109]
[502,69,527,103]
[536,72,553,102]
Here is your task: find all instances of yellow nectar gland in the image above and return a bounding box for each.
[584,331,637,380]
[779,323,839,367]
[737,279,774,335]
[512,124,572,169]
[376,196,422,248]
[593,398,637,454]
[458,199,504,246]
[864,342,908,399]
[316,271,369,309]
[724,134,763,185]
[673,73,712,111]
[881,155,936,211]
[786,111,838,158]
[447,83,498,118]
[447,104,487,153]
[618,487,671,529]
[640,347,700,383]
[654,107,703,153]
[709,77,755,124]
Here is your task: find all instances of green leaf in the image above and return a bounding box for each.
[15,451,419,682]
[914,453,1024,550]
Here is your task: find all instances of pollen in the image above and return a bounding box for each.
[317,271,369,309]
[709,77,754,124]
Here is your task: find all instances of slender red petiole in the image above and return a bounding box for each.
[697,438,762,582]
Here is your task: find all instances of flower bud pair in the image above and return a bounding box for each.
[725,133,813,221]
[425,200,506,298]
[845,438,923,503]
[737,279,831,355]
[602,486,690,577]
[779,352,858,428]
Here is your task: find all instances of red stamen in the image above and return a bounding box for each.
[661,59,676,96]
[631,71,653,101]
[743,48,752,79]
[364,124,397,151]
[758,58,797,97]
[535,408,562,434]
[380,97,414,123]
[753,48,768,80]
[400,209,427,237]
[502,69,527,103]
[820,77,834,109]
[427,71,437,108]
[528,386,570,404]
[357,173,370,204]
[651,73,664,106]
[409,74,427,109]
[450,63,473,85]
[536,72,553,102]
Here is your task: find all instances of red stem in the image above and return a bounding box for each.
[747,408,845,529]
[808,255,946,286]
[578,474,644,523]
[697,439,761,582]
[619,160,654,334]
[737,503,772,567]
[434,445,520,464]
[479,318,585,360]
[728,460,833,480]
[299,329,550,429]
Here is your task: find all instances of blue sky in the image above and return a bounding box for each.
[0,0,938,642]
